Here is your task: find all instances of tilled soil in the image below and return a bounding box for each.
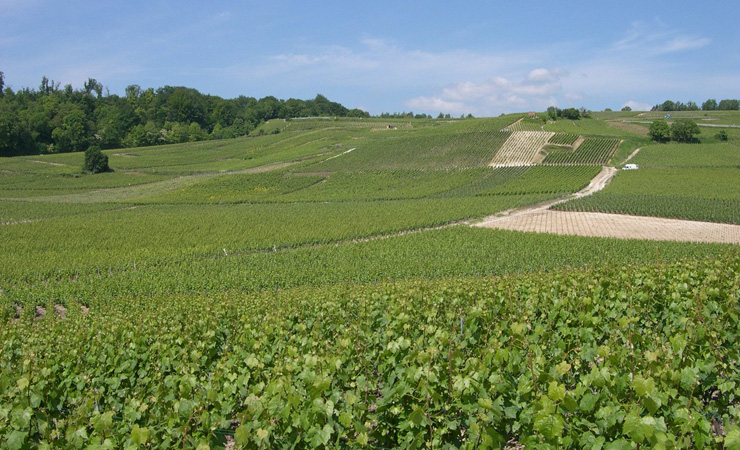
[476,209,740,243]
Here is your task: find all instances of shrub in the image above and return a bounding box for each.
[83,145,109,174]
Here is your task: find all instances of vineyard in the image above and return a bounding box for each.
[553,193,740,225]
[313,129,512,171]
[627,142,740,168]
[554,166,740,224]
[543,137,621,165]
[504,118,544,132]
[548,133,580,146]
[2,254,738,448]
[1,114,739,449]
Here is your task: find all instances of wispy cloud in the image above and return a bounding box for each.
[224,36,560,93]
[405,68,567,115]
[613,20,710,54]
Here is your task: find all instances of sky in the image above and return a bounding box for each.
[1,1,738,116]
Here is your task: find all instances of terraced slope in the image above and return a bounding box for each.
[489,131,554,166]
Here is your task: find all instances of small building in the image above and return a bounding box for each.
[623,164,639,170]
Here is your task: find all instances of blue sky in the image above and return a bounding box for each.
[1,1,738,116]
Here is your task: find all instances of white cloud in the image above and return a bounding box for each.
[404,68,567,115]
[404,97,467,114]
[622,100,652,111]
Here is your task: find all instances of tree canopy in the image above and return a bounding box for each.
[648,120,671,143]
[0,75,369,156]
[670,119,701,143]
[652,98,739,111]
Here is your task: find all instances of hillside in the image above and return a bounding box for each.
[1,112,739,449]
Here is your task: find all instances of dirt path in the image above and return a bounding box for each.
[474,164,620,225]
[26,159,69,167]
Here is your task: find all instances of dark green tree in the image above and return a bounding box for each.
[83,145,109,173]
[621,106,632,112]
[51,105,88,152]
[659,100,676,111]
[670,119,700,143]
[648,120,670,142]
[702,99,718,111]
[718,99,739,110]
[561,108,580,120]
[83,78,103,98]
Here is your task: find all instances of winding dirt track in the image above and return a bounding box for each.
[473,156,740,244]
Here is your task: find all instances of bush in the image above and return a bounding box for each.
[716,130,728,141]
[83,145,109,174]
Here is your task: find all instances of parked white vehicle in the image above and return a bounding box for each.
[623,163,639,170]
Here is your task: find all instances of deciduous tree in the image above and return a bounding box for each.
[702,99,717,110]
[648,120,670,143]
[670,119,700,143]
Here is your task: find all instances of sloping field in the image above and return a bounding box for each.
[505,117,544,131]
[489,130,554,166]
[543,137,621,165]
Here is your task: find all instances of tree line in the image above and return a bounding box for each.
[0,72,369,156]
[546,106,591,121]
[651,98,740,112]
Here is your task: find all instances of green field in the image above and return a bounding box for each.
[554,142,740,223]
[543,137,621,165]
[1,114,739,449]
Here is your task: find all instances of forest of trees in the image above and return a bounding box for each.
[651,98,740,112]
[0,72,369,156]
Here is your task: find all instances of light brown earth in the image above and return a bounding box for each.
[477,210,740,243]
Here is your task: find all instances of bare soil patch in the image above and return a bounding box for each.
[27,159,69,166]
[476,210,740,244]
[232,161,299,174]
[571,136,585,149]
[489,131,554,167]
[55,304,67,319]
